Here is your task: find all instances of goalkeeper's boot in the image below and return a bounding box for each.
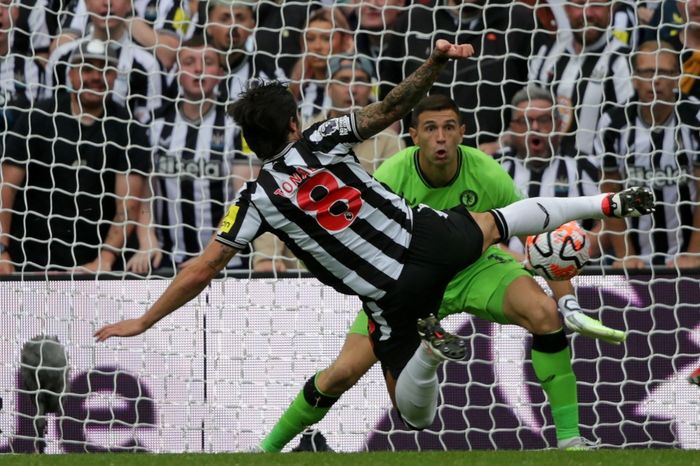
[689,366,700,386]
[291,429,334,452]
[564,311,626,345]
[558,436,598,450]
[602,186,655,218]
[417,314,466,361]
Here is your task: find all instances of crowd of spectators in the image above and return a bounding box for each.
[0,0,699,276]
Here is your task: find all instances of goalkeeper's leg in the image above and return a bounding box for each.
[259,319,377,452]
[501,276,582,446]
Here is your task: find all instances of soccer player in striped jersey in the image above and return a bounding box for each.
[528,0,633,159]
[95,40,654,436]
[596,41,700,269]
[127,35,242,274]
[259,94,623,453]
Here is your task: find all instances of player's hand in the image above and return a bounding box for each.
[611,257,646,270]
[433,40,474,61]
[94,318,149,342]
[667,253,700,269]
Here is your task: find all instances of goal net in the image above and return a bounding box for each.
[0,0,699,453]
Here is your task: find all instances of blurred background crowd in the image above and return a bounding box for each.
[0,0,698,276]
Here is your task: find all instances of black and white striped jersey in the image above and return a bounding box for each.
[13,0,52,55]
[150,102,237,265]
[299,80,330,121]
[497,146,600,252]
[216,114,413,300]
[0,50,43,133]
[595,100,700,263]
[59,0,183,38]
[45,35,162,123]
[0,50,42,102]
[497,147,600,199]
[528,32,634,158]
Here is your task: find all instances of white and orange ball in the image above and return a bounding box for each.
[526,221,590,281]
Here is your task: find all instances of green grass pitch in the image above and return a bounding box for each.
[1,451,695,466]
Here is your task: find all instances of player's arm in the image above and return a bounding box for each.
[355,40,474,139]
[94,240,238,341]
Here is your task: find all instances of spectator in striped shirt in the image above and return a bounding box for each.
[289,7,354,122]
[597,40,700,269]
[497,85,601,257]
[45,0,163,124]
[52,0,184,70]
[0,0,43,134]
[127,35,244,275]
[528,0,634,162]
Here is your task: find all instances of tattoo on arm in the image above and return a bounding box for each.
[356,54,448,139]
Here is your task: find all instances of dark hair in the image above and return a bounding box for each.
[228,80,298,160]
[180,34,208,50]
[410,94,461,128]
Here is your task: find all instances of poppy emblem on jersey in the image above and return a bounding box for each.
[219,205,239,234]
[320,119,339,136]
[460,190,478,208]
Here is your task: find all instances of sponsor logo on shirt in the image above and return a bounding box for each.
[157,154,223,178]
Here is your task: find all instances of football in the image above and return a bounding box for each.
[526,221,590,281]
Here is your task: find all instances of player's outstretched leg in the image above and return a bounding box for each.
[490,187,655,240]
[395,314,465,430]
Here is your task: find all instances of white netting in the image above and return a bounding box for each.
[0,0,698,453]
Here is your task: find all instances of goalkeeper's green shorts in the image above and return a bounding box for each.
[349,245,531,336]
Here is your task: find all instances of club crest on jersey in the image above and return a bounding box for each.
[273,167,317,198]
[460,190,478,208]
[210,130,226,151]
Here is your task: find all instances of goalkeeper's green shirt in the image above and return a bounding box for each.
[372,145,522,213]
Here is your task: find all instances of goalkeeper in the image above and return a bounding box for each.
[259,94,623,452]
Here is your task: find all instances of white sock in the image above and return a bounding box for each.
[395,343,442,429]
[492,194,608,239]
